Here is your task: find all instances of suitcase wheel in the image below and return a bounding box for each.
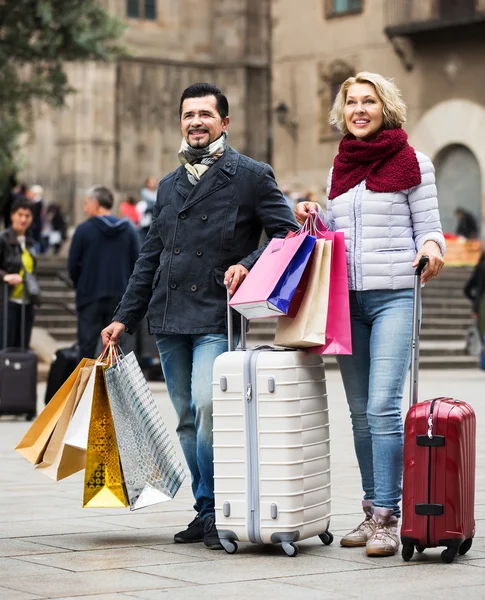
[25,413,36,422]
[401,543,414,562]
[282,542,299,557]
[221,539,238,554]
[415,545,426,554]
[441,547,458,564]
[319,531,334,546]
[459,538,473,556]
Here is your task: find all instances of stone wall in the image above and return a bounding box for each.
[21,0,270,223]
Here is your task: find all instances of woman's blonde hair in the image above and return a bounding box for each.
[329,71,407,134]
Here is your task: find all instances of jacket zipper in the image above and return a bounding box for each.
[351,186,359,289]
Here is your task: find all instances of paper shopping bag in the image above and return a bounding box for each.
[35,365,93,481]
[83,365,128,508]
[104,352,186,510]
[63,363,100,451]
[308,226,352,355]
[229,232,316,319]
[15,359,89,465]
[275,239,332,347]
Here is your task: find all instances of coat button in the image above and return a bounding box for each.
[196,250,203,257]
[190,284,197,292]
[180,212,187,220]
[174,248,181,255]
[201,214,208,221]
[170,283,177,290]
[225,161,231,167]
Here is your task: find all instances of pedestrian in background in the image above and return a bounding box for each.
[120,195,140,227]
[102,82,297,550]
[28,184,45,253]
[0,199,40,348]
[137,177,157,244]
[43,204,67,255]
[68,185,139,360]
[464,252,485,369]
[455,207,478,240]
[296,71,445,557]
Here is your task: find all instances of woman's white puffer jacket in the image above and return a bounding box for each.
[319,151,446,291]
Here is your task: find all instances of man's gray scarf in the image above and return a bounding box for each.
[178,132,228,186]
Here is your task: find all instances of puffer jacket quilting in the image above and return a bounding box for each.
[319,151,446,291]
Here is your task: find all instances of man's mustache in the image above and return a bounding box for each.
[188,127,209,133]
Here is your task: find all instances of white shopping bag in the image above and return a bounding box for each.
[63,363,100,450]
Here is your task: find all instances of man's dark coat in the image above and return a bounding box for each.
[114,146,298,335]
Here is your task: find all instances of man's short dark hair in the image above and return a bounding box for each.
[11,198,34,216]
[86,185,114,210]
[179,83,229,120]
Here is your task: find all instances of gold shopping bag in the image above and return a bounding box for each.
[275,239,332,347]
[83,365,128,508]
[15,359,89,465]
[35,365,94,481]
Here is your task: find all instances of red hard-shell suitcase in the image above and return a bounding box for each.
[400,258,476,563]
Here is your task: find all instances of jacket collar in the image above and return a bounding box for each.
[174,146,239,206]
[4,227,34,247]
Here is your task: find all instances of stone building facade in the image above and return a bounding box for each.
[272,0,485,235]
[22,0,271,224]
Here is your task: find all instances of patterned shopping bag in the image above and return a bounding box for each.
[83,365,128,508]
[104,352,185,510]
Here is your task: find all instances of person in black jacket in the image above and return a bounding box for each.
[101,83,298,550]
[464,252,485,368]
[0,199,38,348]
[68,186,139,360]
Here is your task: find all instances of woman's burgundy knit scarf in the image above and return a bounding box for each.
[328,128,421,199]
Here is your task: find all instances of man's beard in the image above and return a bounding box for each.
[188,129,210,149]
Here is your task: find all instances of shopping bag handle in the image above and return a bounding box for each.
[303,211,328,236]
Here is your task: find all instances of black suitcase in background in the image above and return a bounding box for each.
[0,284,37,420]
[44,343,79,405]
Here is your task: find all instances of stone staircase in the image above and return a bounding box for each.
[35,256,478,380]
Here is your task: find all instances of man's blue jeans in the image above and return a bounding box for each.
[156,333,229,521]
[337,289,414,518]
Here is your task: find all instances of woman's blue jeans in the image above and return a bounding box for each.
[337,289,414,518]
[156,333,229,521]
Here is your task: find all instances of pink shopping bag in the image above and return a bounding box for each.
[229,232,316,319]
[307,215,352,355]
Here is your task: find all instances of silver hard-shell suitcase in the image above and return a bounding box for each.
[212,302,332,557]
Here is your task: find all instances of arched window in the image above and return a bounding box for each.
[435,144,482,234]
[318,60,354,140]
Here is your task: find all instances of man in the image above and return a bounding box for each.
[69,186,139,360]
[455,207,478,239]
[0,199,38,348]
[102,83,297,549]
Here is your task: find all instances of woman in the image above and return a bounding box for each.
[296,72,445,557]
[0,198,39,348]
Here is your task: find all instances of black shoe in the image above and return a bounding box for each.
[173,515,204,543]
[203,514,223,550]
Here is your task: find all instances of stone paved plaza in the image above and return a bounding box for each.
[0,369,483,600]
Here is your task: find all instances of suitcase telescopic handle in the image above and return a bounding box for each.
[410,256,429,408]
[226,288,247,352]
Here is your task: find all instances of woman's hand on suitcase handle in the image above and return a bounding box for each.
[3,273,22,286]
[224,264,248,296]
[412,241,444,284]
[295,202,320,225]
[101,321,126,346]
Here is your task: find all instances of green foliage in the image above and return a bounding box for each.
[0,0,127,184]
